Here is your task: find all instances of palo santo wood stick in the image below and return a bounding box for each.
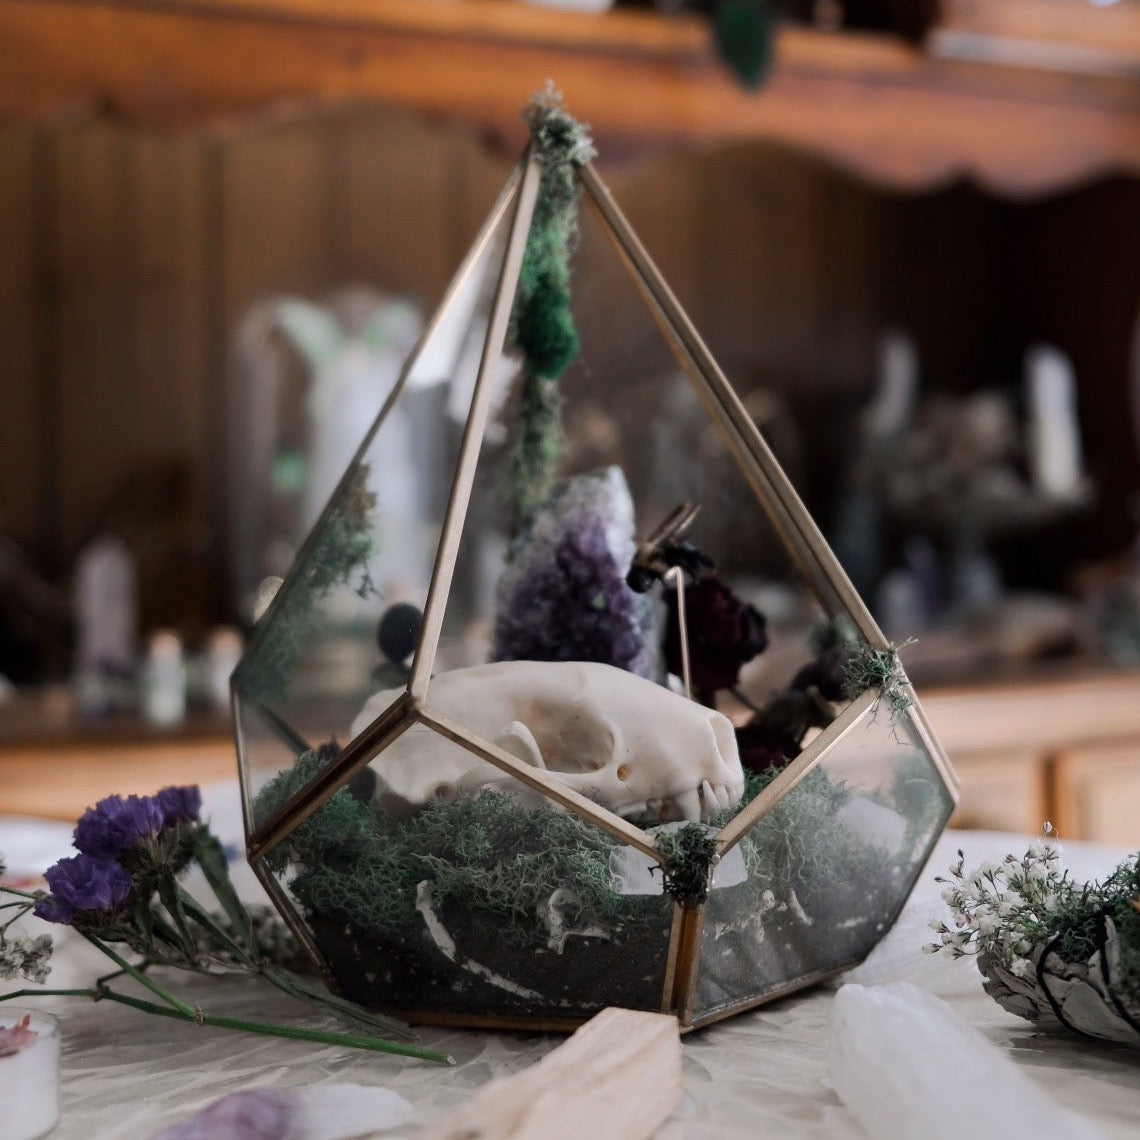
[421,1007,683,1140]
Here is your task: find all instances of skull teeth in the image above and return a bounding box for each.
[700,780,728,815]
[618,786,730,824]
[671,788,702,822]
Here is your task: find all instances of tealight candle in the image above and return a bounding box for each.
[0,1009,61,1139]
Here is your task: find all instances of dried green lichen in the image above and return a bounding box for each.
[841,640,914,718]
[655,823,719,907]
[255,746,912,965]
[809,614,861,656]
[505,87,595,524]
[738,767,886,914]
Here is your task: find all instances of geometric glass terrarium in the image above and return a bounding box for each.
[232,94,958,1033]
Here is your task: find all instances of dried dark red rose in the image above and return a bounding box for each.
[734,720,794,777]
[735,688,837,773]
[663,576,768,699]
[789,644,858,702]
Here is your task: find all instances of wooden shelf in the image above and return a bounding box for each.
[0,734,238,821]
[2,0,1139,193]
[0,689,237,820]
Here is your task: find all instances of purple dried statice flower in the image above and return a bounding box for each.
[72,793,167,858]
[493,519,646,673]
[156,784,202,825]
[34,853,132,925]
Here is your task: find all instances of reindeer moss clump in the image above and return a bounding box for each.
[656,824,718,906]
[841,641,914,718]
[737,767,891,917]
[257,752,894,948]
[251,738,933,1022]
[505,88,595,523]
[255,764,652,954]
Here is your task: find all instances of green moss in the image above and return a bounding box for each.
[655,824,718,906]
[1086,854,1140,998]
[238,463,377,703]
[721,766,891,922]
[505,88,595,524]
[889,747,950,855]
[255,773,649,953]
[841,641,914,718]
[254,749,905,963]
[981,851,1140,991]
[713,0,775,89]
[809,615,861,656]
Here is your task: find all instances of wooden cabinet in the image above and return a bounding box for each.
[1052,741,1140,847]
[2,0,1139,193]
[4,671,1137,838]
[921,671,1140,843]
[0,3,1138,838]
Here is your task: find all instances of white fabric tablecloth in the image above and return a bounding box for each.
[3,783,1138,1139]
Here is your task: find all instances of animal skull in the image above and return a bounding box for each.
[350,660,744,824]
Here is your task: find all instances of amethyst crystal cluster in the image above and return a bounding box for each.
[492,466,655,677]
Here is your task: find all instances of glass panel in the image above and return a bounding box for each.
[416,190,830,837]
[233,189,518,825]
[690,703,954,1024]
[250,723,675,1023]
[234,699,313,831]
[234,156,955,1030]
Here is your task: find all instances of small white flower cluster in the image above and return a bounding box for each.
[1,854,53,985]
[0,932,52,985]
[925,826,1068,980]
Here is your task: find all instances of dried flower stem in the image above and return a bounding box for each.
[6,785,453,1064]
[0,985,453,1064]
[76,929,196,1017]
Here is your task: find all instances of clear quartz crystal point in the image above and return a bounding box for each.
[830,983,1104,1140]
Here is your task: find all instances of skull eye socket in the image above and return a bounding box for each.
[616,763,632,782]
[533,708,615,773]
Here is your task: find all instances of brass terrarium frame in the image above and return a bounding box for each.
[234,147,959,1032]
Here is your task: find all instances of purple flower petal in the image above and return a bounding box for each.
[153,1085,415,1140]
[73,793,167,857]
[32,895,76,925]
[36,853,132,923]
[156,785,202,825]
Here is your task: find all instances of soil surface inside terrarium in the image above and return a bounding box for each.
[313,899,674,1023]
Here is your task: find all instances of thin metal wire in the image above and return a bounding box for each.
[665,565,692,701]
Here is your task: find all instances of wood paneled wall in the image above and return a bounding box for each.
[1,103,1137,676]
